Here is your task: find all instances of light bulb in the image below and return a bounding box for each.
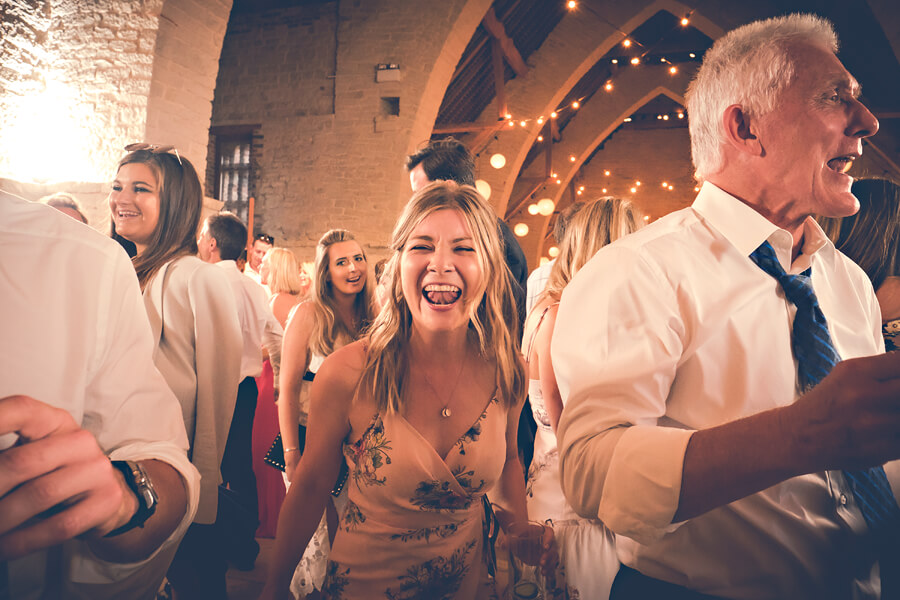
[513,223,529,237]
[490,153,506,169]
[527,203,540,215]
[475,179,491,200]
[537,198,555,216]
[630,57,640,65]
[548,246,560,258]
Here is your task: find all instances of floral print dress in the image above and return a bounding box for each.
[321,395,505,599]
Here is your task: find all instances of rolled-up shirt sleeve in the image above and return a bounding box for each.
[552,244,694,544]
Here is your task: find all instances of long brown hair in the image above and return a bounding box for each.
[308,229,374,355]
[819,178,900,291]
[361,181,526,415]
[110,149,203,290]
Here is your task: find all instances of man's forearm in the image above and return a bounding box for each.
[88,459,188,563]
[674,404,807,522]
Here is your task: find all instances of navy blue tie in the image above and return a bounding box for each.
[750,240,900,598]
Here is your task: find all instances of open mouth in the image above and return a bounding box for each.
[346,274,362,284]
[423,284,461,305]
[826,155,855,174]
[117,210,141,218]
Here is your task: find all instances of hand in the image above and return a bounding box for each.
[538,523,558,577]
[285,449,301,483]
[0,395,136,560]
[789,352,900,471]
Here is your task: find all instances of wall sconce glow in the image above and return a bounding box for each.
[537,198,555,216]
[527,203,540,215]
[513,223,529,237]
[475,179,491,199]
[490,153,507,169]
[1,77,100,183]
[548,246,559,258]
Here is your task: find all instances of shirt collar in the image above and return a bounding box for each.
[215,259,239,272]
[692,182,834,272]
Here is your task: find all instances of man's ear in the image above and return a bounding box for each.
[722,104,762,157]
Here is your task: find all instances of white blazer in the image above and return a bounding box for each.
[144,254,242,524]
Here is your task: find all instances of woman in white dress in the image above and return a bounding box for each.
[278,229,374,598]
[521,197,642,599]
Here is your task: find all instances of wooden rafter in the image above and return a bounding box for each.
[482,7,528,78]
[491,37,507,120]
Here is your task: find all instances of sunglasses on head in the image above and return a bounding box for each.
[255,234,275,245]
[125,143,183,166]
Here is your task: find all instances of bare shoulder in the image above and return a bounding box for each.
[315,339,368,396]
[877,276,900,321]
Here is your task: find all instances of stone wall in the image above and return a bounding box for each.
[209,0,488,265]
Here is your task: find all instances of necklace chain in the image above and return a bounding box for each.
[419,353,467,418]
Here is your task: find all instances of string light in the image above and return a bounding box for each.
[661,181,668,188]
[689,53,696,58]
[604,81,613,91]
[623,117,632,122]
[630,57,640,65]
[569,155,576,162]
[550,111,558,118]
[680,17,689,26]
[611,58,618,64]
[630,186,637,193]
[528,203,540,215]
[572,101,580,109]
[566,0,577,8]
[669,65,678,74]
[601,188,607,193]
[622,39,632,48]
[537,135,543,141]
[520,120,527,127]
[604,170,610,176]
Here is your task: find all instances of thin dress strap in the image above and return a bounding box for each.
[524,303,559,364]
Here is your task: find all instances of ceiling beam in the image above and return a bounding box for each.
[482,6,528,78]
[491,36,508,120]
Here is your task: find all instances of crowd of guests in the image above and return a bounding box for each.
[3,11,900,600]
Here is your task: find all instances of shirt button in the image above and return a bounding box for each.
[839,494,848,506]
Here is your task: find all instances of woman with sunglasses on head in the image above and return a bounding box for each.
[262,182,554,600]
[109,145,243,599]
[276,228,374,598]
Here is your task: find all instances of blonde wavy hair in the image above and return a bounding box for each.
[264,247,305,295]
[541,196,642,303]
[309,229,374,356]
[362,181,526,415]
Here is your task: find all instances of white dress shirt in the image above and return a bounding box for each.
[552,183,890,599]
[0,193,200,599]
[143,255,242,524]
[215,260,283,383]
[525,258,554,316]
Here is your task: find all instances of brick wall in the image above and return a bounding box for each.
[0,0,232,232]
[209,0,487,265]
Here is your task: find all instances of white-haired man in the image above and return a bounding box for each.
[553,14,900,599]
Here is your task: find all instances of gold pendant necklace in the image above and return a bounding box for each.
[420,353,468,418]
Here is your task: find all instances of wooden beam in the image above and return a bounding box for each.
[491,37,508,120]
[543,121,553,178]
[432,121,506,134]
[505,177,551,219]
[482,7,528,78]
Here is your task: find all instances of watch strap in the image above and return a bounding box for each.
[105,460,158,537]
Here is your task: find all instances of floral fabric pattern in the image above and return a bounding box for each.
[322,395,507,599]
